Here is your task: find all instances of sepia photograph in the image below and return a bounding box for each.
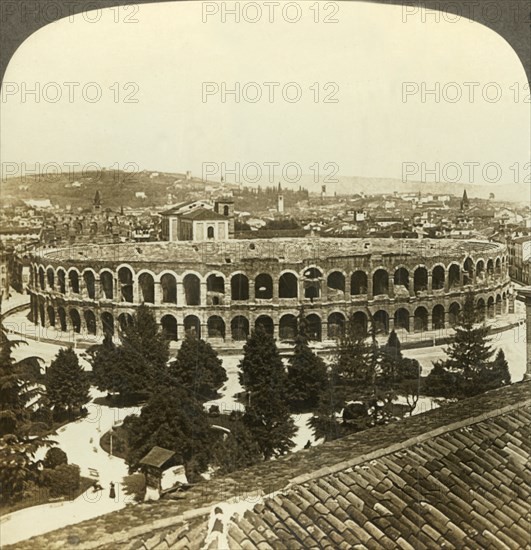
[0,0,529,548]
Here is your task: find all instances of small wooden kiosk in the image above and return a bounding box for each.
[139,446,175,501]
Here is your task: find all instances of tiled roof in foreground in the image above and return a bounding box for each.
[9,381,531,550]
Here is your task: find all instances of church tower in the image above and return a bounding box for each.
[93,190,102,213]
[214,196,234,237]
[277,182,284,213]
[460,189,470,211]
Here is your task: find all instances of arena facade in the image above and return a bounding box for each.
[27,237,513,344]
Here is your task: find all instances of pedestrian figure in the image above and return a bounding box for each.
[109,482,116,499]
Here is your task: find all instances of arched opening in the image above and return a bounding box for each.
[57,269,66,294]
[47,305,56,327]
[231,316,249,341]
[495,258,501,275]
[207,226,215,239]
[279,314,298,341]
[101,312,114,336]
[327,312,345,339]
[138,273,155,304]
[327,272,345,298]
[448,264,460,289]
[279,273,298,298]
[486,259,494,277]
[84,310,97,335]
[487,296,495,319]
[393,268,409,291]
[183,274,201,306]
[463,258,474,285]
[476,260,485,280]
[351,271,368,295]
[69,270,80,294]
[432,305,445,330]
[39,302,45,326]
[207,274,225,305]
[118,267,134,303]
[449,302,461,326]
[305,314,322,341]
[46,267,55,290]
[208,316,226,339]
[70,309,81,333]
[476,298,486,322]
[255,273,273,299]
[161,273,177,304]
[303,267,322,300]
[161,315,178,341]
[223,205,229,216]
[184,315,201,338]
[57,307,67,331]
[394,308,410,332]
[83,271,96,299]
[413,267,428,293]
[432,266,445,291]
[255,315,274,336]
[373,310,389,334]
[38,267,45,291]
[231,274,249,301]
[100,271,113,300]
[118,312,134,332]
[495,294,502,315]
[351,311,368,336]
[372,269,389,296]
[414,307,428,332]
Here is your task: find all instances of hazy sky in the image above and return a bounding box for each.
[1,1,529,190]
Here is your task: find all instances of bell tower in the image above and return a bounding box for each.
[214,197,234,237]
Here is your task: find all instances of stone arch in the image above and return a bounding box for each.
[118,266,134,303]
[486,258,494,276]
[393,267,409,289]
[351,311,368,335]
[208,315,226,339]
[70,309,81,333]
[327,271,345,297]
[449,302,461,326]
[207,273,225,305]
[100,270,114,300]
[279,314,298,341]
[413,306,428,332]
[231,273,249,301]
[84,310,97,335]
[183,273,201,306]
[231,315,249,341]
[495,257,501,275]
[101,311,114,336]
[160,273,177,304]
[279,272,298,299]
[413,266,428,293]
[46,267,55,290]
[487,296,495,318]
[463,257,474,285]
[207,226,215,239]
[372,269,389,296]
[476,259,485,280]
[255,315,274,336]
[328,312,345,339]
[432,304,445,330]
[351,271,368,295]
[495,293,502,315]
[255,273,273,299]
[448,263,460,289]
[118,312,134,332]
[184,315,201,338]
[302,267,322,300]
[38,266,45,291]
[373,310,389,334]
[83,270,96,300]
[161,314,178,341]
[47,305,56,327]
[306,313,322,341]
[432,265,445,291]
[57,307,67,331]
[394,308,410,332]
[476,297,486,322]
[68,269,80,294]
[138,272,155,304]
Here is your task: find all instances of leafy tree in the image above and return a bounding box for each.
[169,334,227,401]
[41,463,80,498]
[89,306,170,401]
[46,348,90,418]
[122,387,212,483]
[212,420,261,475]
[239,326,296,459]
[287,313,328,409]
[309,383,351,442]
[43,447,68,469]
